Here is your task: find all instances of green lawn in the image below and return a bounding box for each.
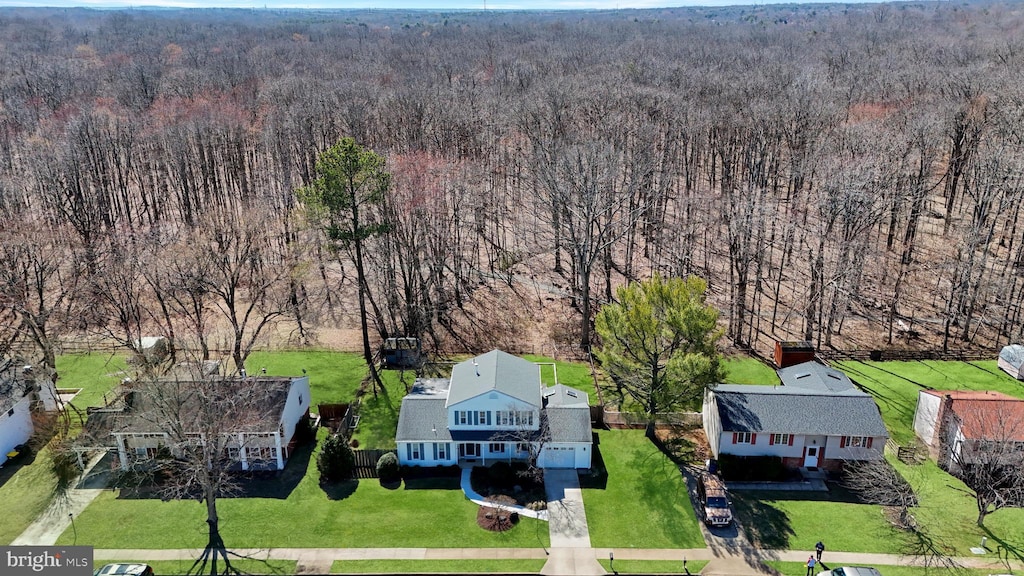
[583,429,705,549]
[722,357,780,385]
[597,559,708,574]
[98,559,296,575]
[331,559,547,573]
[731,488,903,554]
[57,352,132,410]
[0,446,59,544]
[524,354,600,404]
[55,429,550,549]
[245,350,370,406]
[834,360,1024,445]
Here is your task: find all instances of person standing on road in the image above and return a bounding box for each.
[805,555,817,576]
[815,540,825,561]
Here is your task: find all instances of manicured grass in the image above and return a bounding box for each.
[597,559,708,574]
[0,446,59,544]
[834,360,1024,445]
[349,370,412,450]
[765,561,990,576]
[889,456,1024,557]
[524,354,600,404]
[731,487,904,554]
[98,559,297,575]
[583,430,705,549]
[331,559,548,573]
[722,357,779,385]
[56,352,132,410]
[55,429,550,550]
[245,350,369,406]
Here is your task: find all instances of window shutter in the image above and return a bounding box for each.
[751,433,757,444]
[769,435,775,446]
[487,411,492,425]
[840,436,846,448]
[867,437,873,449]
[433,443,438,460]
[788,435,794,446]
[732,432,738,444]
[406,444,412,461]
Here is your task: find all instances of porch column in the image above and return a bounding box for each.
[238,433,248,471]
[275,433,284,469]
[115,435,128,470]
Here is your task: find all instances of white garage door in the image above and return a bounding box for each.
[544,446,574,468]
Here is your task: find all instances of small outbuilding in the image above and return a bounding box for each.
[774,341,815,369]
[998,345,1024,380]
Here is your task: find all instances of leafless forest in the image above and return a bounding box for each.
[2,3,1024,373]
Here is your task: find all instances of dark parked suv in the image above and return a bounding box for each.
[696,473,733,527]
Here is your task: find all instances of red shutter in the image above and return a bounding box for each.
[751,433,757,444]
[788,435,794,446]
[732,432,738,444]
[769,434,775,446]
[867,437,874,449]
[840,436,846,448]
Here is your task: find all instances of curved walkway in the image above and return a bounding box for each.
[459,467,549,521]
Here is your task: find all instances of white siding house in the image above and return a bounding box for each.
[703,361,887,471]
[1,360,59,466]
[396,350,592,470]
[85,375,311,472]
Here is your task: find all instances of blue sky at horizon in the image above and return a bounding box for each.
[0,0,875,10]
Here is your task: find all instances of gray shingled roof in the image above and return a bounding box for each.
[546,407,592,443]
[543,384,589,408]
[713,389,888,437]
[446,350,541,407]
[395,396,451,442]
[776,361,858,393]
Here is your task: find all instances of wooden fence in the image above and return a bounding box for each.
[603,407,702,430]
[885,438,922,464]
[819,349,993,362]
[353,449,396,479]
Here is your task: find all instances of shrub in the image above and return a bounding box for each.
[719,454,788,481]
[318,433,355,482]
[488,461,514,488]
[376,451,400,482]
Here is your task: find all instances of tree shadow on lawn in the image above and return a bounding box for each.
[628,443,700,546]
[321,479,358,501]
[982,527,1024,565]
[730,492,795,550]
[578,433,607,490]
[115,439,315,501]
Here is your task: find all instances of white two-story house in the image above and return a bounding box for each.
[396,349,592,469]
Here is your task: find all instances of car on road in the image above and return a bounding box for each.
[817,567,883,576]
[94,563,154,576]
[696,472,733,527]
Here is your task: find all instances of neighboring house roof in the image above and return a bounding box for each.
[79,377,296,440]
[547,407,592,443]
[925,389,1024,442]
[999,344,1024,368]
[543,384,589,408]
[776,361,859,393]
[712,386,888,437]
[446,349,541,407]
[1,359,28,415]
[396,396,452,442]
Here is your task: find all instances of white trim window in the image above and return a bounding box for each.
[489,443,505,454]
[734,432,753,444]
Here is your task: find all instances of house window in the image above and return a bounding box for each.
[498,411,511,426]
[733,432,753,444]
[841,436,872,448]
[490,443,505,454]
[770,434,791,446]
[516,443,530,453]
[478,411,490,425]
[434,443,448,460]
[458,411,469,425]
[516,411,534,426]
[408,443,423,460]
[227,447,241,460]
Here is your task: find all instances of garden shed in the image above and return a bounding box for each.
[998,345,1024,380]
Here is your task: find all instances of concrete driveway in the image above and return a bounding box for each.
[541,468,605,575]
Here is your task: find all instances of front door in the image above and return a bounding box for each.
[459,443,481,460]
[804,446,819,468]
